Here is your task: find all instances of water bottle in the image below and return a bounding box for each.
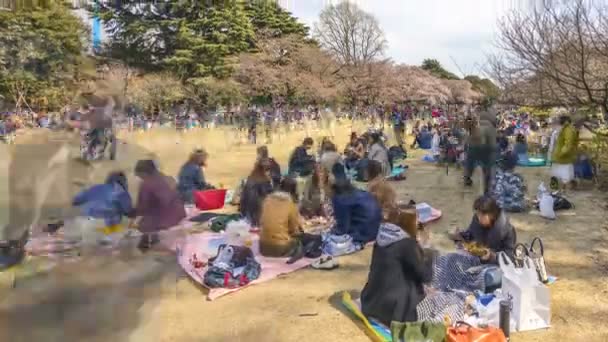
[499,299,511,340]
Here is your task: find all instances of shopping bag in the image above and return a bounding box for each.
[529,237,549,283]
[499,253,551,332]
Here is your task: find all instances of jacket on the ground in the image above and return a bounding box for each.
[331,189,382,243]
[259,191,301,257]
[73,182,132,226]
[492,170,527,212]
[177,162,214,203]
[239,178,273,227]
[361,223,433,326]
[461,211,517,264]
[552,123,578,164]
[134,174,186,233]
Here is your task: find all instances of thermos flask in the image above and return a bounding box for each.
[499,299,511,340]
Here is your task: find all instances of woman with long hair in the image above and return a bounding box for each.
[177,149,215,204]
[239,158,274,227]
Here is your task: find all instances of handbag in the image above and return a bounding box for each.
[512,238,549,283]
[529,237,549,283]
[513,243,529,268]
[446,322,506,342]
[390,321,447,342]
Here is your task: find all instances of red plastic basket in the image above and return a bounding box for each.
[193,189,227,211]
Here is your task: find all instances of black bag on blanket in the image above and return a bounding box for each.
[204,244,261,288]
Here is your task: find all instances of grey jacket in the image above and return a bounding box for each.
[461,211,517,264]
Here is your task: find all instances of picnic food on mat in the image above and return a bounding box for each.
[463,241,487,257]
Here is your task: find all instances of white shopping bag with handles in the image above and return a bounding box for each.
[499,252,551,332]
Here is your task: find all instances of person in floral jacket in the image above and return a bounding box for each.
[492,152,528,212]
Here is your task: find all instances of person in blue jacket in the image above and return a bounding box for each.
[72,171,133,231]
[177,149,215,204]
[330,163,382,244]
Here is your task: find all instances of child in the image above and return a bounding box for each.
[72,171,133,235]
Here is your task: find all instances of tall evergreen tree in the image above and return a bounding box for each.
[0,2,87,109]
[244,0,309,39]
[98,1,256,80]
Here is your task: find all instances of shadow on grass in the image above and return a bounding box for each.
[0,254,176,342]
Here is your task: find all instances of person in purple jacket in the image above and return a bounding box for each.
[130,160,186,250]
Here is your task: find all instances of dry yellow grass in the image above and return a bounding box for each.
[0,124,607,342]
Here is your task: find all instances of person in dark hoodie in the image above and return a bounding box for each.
[361,208,434,327]
[330,163,382,244]
[177,149,215,204]
[450,195,517,264]
[288,137,315,177]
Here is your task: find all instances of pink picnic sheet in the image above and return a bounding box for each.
[420,208,442,224]
[177,232,315,301]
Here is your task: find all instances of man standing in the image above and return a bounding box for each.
[391,106,405,147]
[464,108,497,194]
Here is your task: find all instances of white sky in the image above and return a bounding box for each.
[280,0,531,77]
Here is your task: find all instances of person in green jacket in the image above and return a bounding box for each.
[550,115,579,189]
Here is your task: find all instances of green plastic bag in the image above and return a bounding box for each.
[209,214,241,232]
[390,321,446,342]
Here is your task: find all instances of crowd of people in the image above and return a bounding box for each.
[2,98,598,340]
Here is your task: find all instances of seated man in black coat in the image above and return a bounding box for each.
[361,208,434,327]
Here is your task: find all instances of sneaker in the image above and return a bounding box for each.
[311,256,339,270]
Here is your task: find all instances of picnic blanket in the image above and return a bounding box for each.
[431,252,488,293]
[177,232,315,300]
[517,157,546,167]
[340,291,462,342]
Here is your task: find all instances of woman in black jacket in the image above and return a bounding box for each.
[239,159,274,227]
[361,208,434,326]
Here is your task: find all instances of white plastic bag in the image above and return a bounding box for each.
[499,252,551,332]
[537,183,555,220]
[225,219,252,246]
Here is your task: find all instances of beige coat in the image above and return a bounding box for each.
[259,192,301,257]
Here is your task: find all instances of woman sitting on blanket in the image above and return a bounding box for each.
[129,160,187,250]
[260,177,321,260]
[367,160,397,218]
[368,132,391,177]
[330,163,382,245]
[177,149,215,204]
[240,158,274,228]
[449,195,517,264]
[361,207,434,327]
